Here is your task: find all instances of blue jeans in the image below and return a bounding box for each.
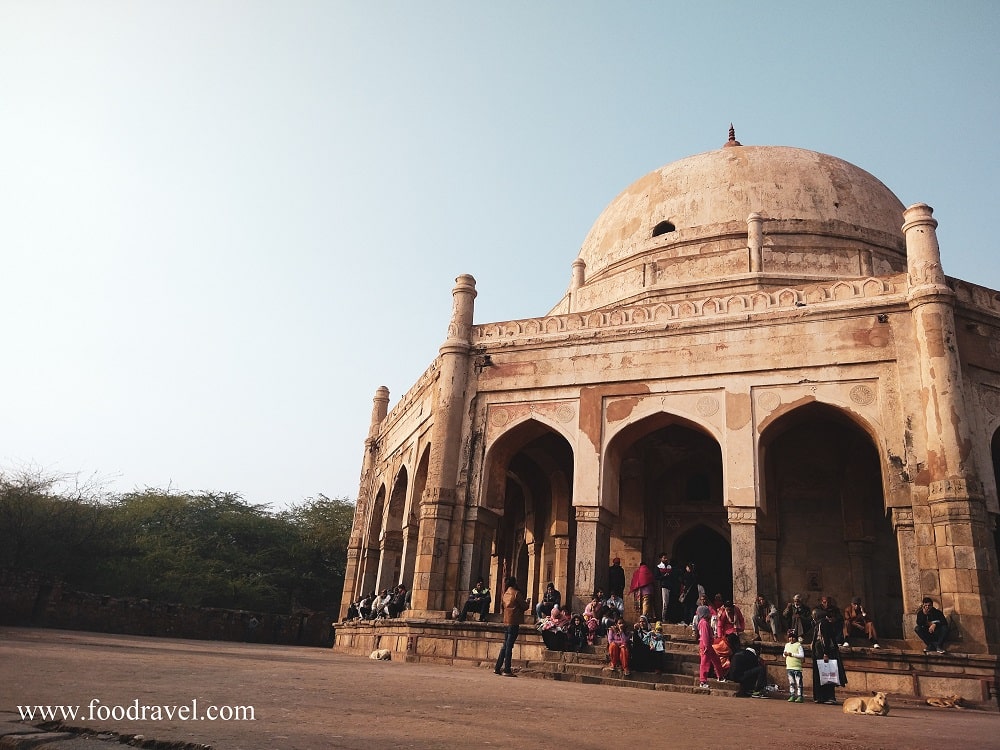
[495,625,519,673]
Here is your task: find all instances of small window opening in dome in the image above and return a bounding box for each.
[651,220,676,238]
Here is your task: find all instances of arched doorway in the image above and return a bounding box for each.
[605,415,726,620]
[481,419,574,613]
[761,402,903,637]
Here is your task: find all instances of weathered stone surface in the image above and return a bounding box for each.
[343,139,1000,655]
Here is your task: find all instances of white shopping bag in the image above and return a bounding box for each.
[818,658,840,686]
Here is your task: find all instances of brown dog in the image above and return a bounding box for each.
[842,691,890,715]
[926,694,966,709]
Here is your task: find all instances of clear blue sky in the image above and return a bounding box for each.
[1,1,997,508]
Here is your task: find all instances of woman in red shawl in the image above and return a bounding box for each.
[629,562,656,618]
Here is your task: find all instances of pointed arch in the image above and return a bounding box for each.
[759,401,903,637]
[480,418,575,614]
[602,411,725,621]
[400,444,431,588]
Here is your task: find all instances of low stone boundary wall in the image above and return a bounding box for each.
[0,568,333,646]
[335,618,1000,707]
[334,618,547,667]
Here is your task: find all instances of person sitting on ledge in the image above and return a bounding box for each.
[915,596,949,654]
[841,596,879,649]
[535,581,561,621]
[386,584,408,618]
[457,578,491,622]
[539,605,571,651]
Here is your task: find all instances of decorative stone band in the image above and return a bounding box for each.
[472,277,900,343]
[419,495,457,518]
[890,507,914,531]
[379,532,403,552]
[928,496,989,528]
[727,507,758,525]
[574,506,615,527]
[928,478,984,504]
[553,536,571,550]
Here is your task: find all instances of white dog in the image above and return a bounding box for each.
[368,649,392,660]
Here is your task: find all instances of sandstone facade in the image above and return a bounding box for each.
[340,133,1000,653]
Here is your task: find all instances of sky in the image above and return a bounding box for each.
[1,1,998,509]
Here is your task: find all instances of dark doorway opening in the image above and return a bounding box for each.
[673,524,732,602]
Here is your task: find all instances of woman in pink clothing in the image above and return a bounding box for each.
[696,604,724,689]
[607,617,632,676]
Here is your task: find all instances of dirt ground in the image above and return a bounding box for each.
[1,627,997,750]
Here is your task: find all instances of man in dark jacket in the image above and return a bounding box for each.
[608,557,626,598]
[728,646,767,697]
[915,597,949,654]
[457,578,491,622]
[534,582,561,621]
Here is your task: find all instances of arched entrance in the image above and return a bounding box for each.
[481,420,575,613]
[606,415,726,619]
[761,402,903,637]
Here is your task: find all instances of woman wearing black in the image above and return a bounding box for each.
[811,607,847,704]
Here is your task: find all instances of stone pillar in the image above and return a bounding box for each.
[728,507,759,618]
[553,536,571,608]
[375,532,403,592]
[892,507,921,637]
[463,506,498,591]
[904,204,1000,651]
[573,506,613,613]
[339,385,390,620]
[747,213,763,273]
[409,275,477,617]
[756,538,778,602]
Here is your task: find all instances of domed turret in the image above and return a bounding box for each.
[562,138,907,313]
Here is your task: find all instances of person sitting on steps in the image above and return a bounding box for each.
[915,596,949,654]
[457,578,491,622]
[841,596,879,649]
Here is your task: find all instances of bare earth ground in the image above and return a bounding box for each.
[1,627,997,750]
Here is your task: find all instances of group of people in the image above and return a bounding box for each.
[621,555,704,626]
[344,584,409,622]
[358,563,953,701]
[749,592,882,651]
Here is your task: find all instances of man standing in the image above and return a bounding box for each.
[915,596,949,654]
[494,576,528,676]
[655,554,675,623]
[608,556,626,599]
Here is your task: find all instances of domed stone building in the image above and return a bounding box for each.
[340,130,1000,653]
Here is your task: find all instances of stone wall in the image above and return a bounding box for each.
[0,568,333,647]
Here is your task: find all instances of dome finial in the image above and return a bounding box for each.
[723,123,742,148]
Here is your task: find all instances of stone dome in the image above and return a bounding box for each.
[577,144,907,284]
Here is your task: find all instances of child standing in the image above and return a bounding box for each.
[783,628,805,703]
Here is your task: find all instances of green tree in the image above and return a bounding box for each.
[107,490,299,612]
[280,494,355,611]
[0,468,120,583]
